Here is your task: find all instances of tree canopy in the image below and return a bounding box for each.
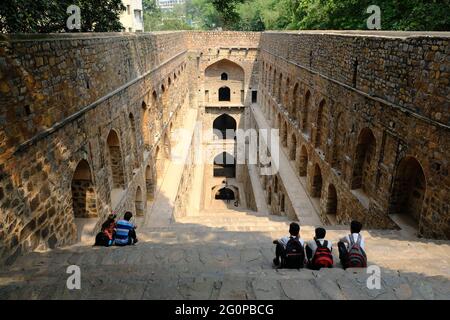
[1,0,125,33]
[1,0,448,33]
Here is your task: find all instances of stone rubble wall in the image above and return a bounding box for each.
[259,32,449,239]
[0,31,448,266]
[0,32,189,265]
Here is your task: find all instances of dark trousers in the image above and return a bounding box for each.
[338,241,348,267]
[128,229,137,245]
[274,242,285,263]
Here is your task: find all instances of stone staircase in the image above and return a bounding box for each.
[1,208,450,300]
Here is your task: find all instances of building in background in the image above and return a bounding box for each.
[120,0,144,32]
[157,0,185,11]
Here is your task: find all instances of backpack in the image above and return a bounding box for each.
[312,240,333,269]
[346,234,367,268]
[281,237,305,269]
[94,232,112,247]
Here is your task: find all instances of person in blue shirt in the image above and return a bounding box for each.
[114,211,138,246]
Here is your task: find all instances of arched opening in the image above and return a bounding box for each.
[71,160,97,218]
[141,104,150,147]
[332,112,345,172]
[272,70,277,96]
[282,121,288,147]
[351,128,376,193]
[277,73,283,102]
[213,114,236,139]
[129,113,139,169]
[390,157,426,225]
[107,130,125,189]
[326,184,337,215]
[145,165,154,201]
[289,133,297,160]
[302,90,311,135]
[315,99,326,149]
[155,143,168,184]
[135,186,144,217]
[280,193,285,213]
[221,72,228,80]
[299,146,308,177]
[219,86,231,102]
[214,152,236,178]
[311,164,323,198]
[215,187,235,200]
[292,83,299,121]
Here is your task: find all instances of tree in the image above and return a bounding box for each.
[0,0,126,33]
[210,0,245,29]
[144,1,192,31]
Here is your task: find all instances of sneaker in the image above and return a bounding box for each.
[273,258,280,267]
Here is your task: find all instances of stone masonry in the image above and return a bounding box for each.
[0,31,449,268]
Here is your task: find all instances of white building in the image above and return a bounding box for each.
[157,0,185,11]
[120,0,144,32]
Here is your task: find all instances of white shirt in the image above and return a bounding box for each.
[340,233,365,251]
[306,238,333,257]
[278,236,305,249]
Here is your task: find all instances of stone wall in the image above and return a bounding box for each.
[0,32,190,264]
[1,30,448,266]
[259,31,450,239]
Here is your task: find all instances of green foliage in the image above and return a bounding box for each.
[143,0,192,31]
[3,0,446,33]
[1,0,126,33]
[291,0,450,31]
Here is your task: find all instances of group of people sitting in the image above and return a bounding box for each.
[94,211,139,247]
[273,220,367,270]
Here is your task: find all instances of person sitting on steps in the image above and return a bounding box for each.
[306,227,333,270]
[114,211,138,246]
[273,222,306,269]
[338,220,367,269]
[94,213,117,247]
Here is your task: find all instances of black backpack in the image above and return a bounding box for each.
[94,232,110,247]
[281,237,305,269]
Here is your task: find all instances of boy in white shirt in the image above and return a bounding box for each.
[306,227,333,269]
[272,222,306,267]
[338,220,367,268]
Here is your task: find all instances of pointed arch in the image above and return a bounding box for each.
[289,133,297,161]
[129,113,139,169]
[351,128,376,193]
[326,184,338,215]
[303,90,311,135]
[135,186,144,217]
[390,157,426,225]
[71,160,97,218]
[292,83,299,121]
[213,152,236,178]
[218,86,231,101]
[213,114,236,139]
[311,164,323,198]
[299,145,308,177]
[107,130,125,189]
[145,165,154,201]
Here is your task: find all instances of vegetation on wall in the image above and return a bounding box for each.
[1,0,125,33]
